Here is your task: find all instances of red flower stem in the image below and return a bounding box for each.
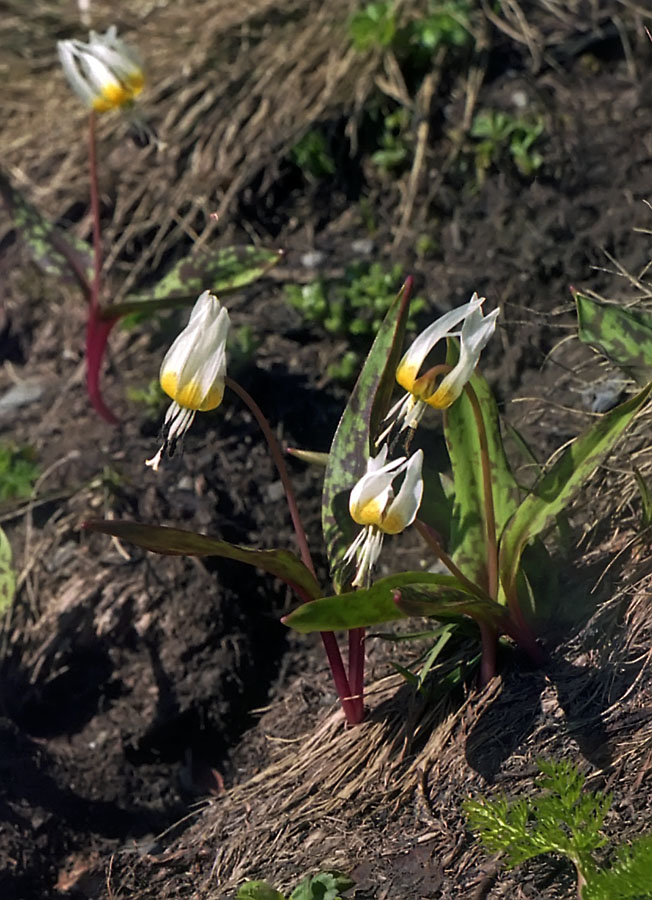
[88,110,102,313]
[348,627,365,721]
[414,520,485,597]
[478,622,497,685]
[224,376,359,724]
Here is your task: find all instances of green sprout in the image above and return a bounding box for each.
[285,262,425,382]
[290,129,335,180]
[470,109,545,181]
[237,870,355,900]
[0,442,40,502]
[466,759,652,899]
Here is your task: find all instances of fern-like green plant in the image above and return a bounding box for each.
[466,759,652,898]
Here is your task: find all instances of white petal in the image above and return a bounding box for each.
[430,306,499,408]
[382,450,424,533]
[396,294,485,389]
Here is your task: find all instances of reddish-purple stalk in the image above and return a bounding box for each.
[87,111,118,424]
[224,376,362,725]
[348,627,365,722]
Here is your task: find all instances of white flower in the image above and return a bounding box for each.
[57,26,144,112]
[343,446,424,588]
[386,293,499,432]
[146,291,230,471]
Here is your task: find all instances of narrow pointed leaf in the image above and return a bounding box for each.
[575,291,652,386]
[0,167,93,294]
[102,246,283,318]
[284,571,473,633]
[322,278,412,592]
[499,384,651,598]
[444,346,520,589]
[85,519,321,599]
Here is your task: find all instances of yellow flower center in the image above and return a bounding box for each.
[92,70,144,111]
[351,497,385,527]
[160,372,224,411]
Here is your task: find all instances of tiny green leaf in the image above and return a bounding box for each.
[284,571,474,633]
[84,520,321,600]
[290,871,355,900]
[321,279,411,592]
[237,882,285,900]
[575,292,652,387]
[102,246,283,318]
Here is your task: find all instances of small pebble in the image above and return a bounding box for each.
[300,250,326,268]
[351,238,375,256]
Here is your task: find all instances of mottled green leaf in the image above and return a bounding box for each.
[0,526,16,612]
[0,167,93,293]
[575,292,652,386]
[395,583,506,627]
[284,571,473,633]
[102,246,283,318]
[322,279,412,592]
[444,347,520,591]
[499,384,651,599]
[85,519,321,600]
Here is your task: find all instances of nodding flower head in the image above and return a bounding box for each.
[57,26,144,112]
[343,446,424,588]
[146,291,230,472]
[387,293,499,432]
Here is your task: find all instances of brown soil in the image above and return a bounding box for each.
[1,2,652,899]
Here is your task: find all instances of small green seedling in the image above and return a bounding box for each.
[0,442,40,502]
[290,129,335,179]
[466,759,652,899]
[237,870,355,900]
[285,262,425,382]
[470,109,545,181]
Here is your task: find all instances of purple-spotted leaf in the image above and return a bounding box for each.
[322,278,412,592]
[102,246,283,318]
[0,167,93,295]
[283,571,472,633]
[85,519,321,600]
[499,384,652,602]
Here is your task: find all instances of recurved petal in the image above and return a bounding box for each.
[381,449,423,533]
[396,294,485,392]
[426,304,499,409]
[348,454,407,527]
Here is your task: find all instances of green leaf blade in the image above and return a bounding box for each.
[444,355,520,591]
[102,246,283,318]
[0,167,93,292]
[0,527,16,613]
[575,292,652,386]
[284,571,473,633]
[499,385,651,597]
[321,279,412,592]
[85,519,321,599]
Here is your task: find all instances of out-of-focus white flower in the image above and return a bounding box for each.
[343,446,424,588]
[57,26,144,112]
[386,293,499,432]
[146,291,230,471]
